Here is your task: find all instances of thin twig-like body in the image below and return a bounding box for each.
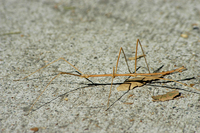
[78,66,185,78]
[14,39,199,115]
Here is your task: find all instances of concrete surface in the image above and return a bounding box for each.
[1,0,200,132]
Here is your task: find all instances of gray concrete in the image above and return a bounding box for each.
[1,0,200,132]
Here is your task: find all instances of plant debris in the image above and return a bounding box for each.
[152,90,180,102]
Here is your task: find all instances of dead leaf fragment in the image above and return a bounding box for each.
[64,97,68,101]
[128,94,134,98]
[181,33,188,38]
[117,75,163,91]
[152,90,179,102]
[30,127,39,132]
[117,81,145,91]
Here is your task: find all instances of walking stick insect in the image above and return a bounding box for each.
[14,39,199,114]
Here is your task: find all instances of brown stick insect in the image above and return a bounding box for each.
[14,39,199,114]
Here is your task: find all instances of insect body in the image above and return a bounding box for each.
[14,39,199,114]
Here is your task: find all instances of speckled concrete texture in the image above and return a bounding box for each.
[1,0,200,132]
